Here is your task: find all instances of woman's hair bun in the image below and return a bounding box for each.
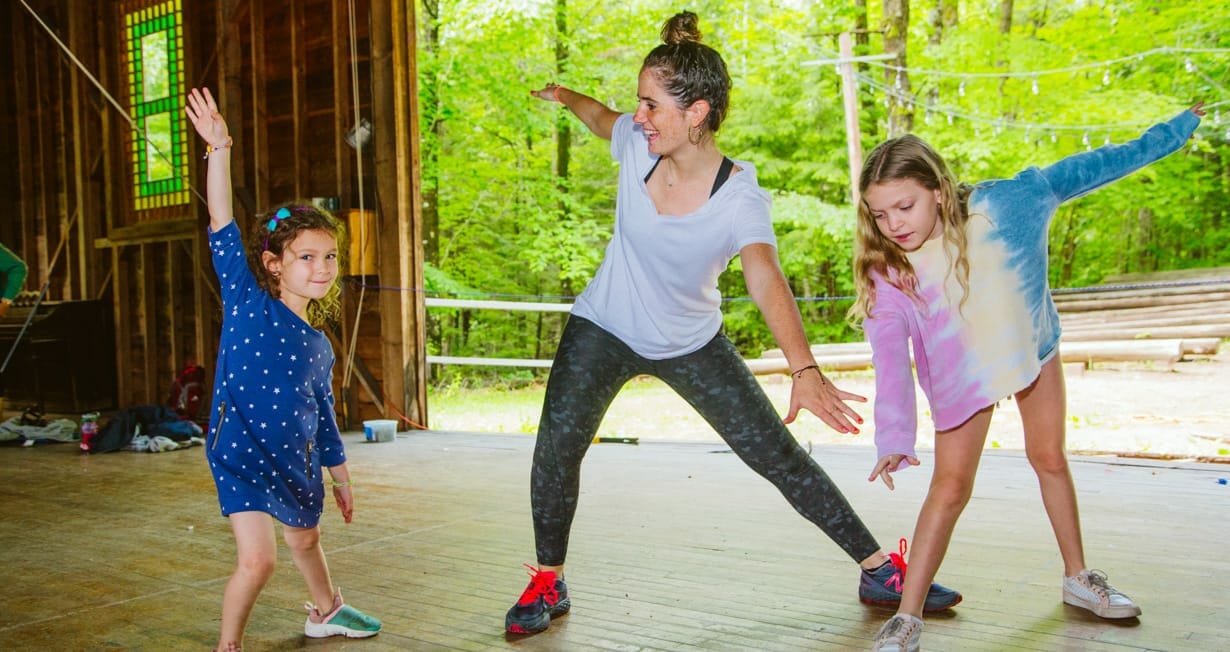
[660,11,701,45]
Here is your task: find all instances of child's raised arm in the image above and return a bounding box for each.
[186,87,234,232]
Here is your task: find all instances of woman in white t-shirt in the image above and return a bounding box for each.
[504,11,960,636]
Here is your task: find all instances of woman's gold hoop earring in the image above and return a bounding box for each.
[688,124,703,145]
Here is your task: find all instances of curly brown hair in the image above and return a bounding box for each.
[245,201,347,328]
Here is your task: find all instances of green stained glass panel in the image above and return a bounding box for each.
[141,30,169,101]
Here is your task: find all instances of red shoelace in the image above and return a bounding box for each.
[884,538,909,591]
[517,563,559,606]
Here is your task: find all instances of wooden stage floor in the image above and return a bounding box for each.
[0,431,1225,651]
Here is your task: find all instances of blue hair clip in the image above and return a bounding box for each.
[267,207,291,232]
[263,207,292,251]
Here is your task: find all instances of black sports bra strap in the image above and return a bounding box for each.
[644,157,662,184]
[709,157,735,197]
[644,156,734,197]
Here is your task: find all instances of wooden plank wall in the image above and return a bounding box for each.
[1,0,425,428]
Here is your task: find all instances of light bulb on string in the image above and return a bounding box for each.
[948,114,954,126]
[1103,68,1110,85]
[1032,78,1039,95]
[959,80,966,97]
[1082,131,1090,149]
[1185,58,1196,73]
[1050,132,1057,144]
[1104,133,1112,146]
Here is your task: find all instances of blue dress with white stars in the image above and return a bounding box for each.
[205,222,347,528]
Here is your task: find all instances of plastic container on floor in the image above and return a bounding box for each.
[363,419,398,443]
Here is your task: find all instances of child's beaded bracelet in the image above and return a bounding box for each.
[204,136,233,159]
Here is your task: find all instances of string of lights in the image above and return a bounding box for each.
[866,46,1230,79]
[813,43,1230,143]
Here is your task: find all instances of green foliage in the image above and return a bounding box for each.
[418,0,1230,385]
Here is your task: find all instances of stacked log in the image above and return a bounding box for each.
[750,267,1230,374]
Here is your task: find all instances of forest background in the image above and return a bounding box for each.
[413,0,1230,389]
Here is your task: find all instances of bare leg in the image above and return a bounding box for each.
[283,524,336,611]
[895,406,993,617]
[218,511,278,649]
[1016,357,1086,575]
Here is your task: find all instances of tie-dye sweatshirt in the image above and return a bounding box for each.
[864,109,1200,464]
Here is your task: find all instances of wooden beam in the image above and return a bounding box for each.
[331,0,353,203]
[68,3,90,300]
[371,0,428,429]
[250,0,269,212]
[95,218,197,247]
[13,13,35,292]
[291,0,304,199]
[139,244,158,401]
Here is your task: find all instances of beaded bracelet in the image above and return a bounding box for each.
[204,136,233,159]
[331,479,352,488]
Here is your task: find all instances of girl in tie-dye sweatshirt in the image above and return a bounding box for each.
[852,105,1204,651]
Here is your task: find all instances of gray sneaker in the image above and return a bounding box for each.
[871,614,922,652]
[1063,569,1141,619]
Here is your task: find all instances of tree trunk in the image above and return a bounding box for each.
[554,0,570,185]
[997,0,1014,107]
[929,0,958,45]
[1056,205,1078,286]
[882,0,912,137]
[852,0,878,126]
[1136,207,1155,271]
[927,0,957,113]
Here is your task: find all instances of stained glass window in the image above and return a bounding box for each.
[123,0,188,212]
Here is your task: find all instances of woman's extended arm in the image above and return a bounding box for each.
[741,243,866,433]
[531,84,620,141]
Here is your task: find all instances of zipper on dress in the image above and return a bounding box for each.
[305,439,314,479]
[209,401,227,450]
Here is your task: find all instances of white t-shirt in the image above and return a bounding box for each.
[571,113,776,359]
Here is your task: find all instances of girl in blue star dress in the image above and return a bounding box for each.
[187,87,381,651]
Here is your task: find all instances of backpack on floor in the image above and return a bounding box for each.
[166,363,207,424]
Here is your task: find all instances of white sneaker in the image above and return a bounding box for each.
[1063,569,1141,619]
[872,614,922,652]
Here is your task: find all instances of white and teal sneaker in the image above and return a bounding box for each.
[303,588,382,638]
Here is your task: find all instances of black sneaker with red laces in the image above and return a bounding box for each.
[505,564,571,634]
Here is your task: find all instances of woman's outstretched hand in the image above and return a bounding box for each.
[1191,101,1206,117]
[783,368,867,434]
[869,453,920,490]
[529,83,563,103]
[185,87,230,147]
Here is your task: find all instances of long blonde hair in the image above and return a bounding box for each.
[849,135,973,323]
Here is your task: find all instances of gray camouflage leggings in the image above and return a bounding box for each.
[531,316,881,566]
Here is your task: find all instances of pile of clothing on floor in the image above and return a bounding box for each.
[87,404,205,453]
[0,404,205,452]
[0,407,79,446]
